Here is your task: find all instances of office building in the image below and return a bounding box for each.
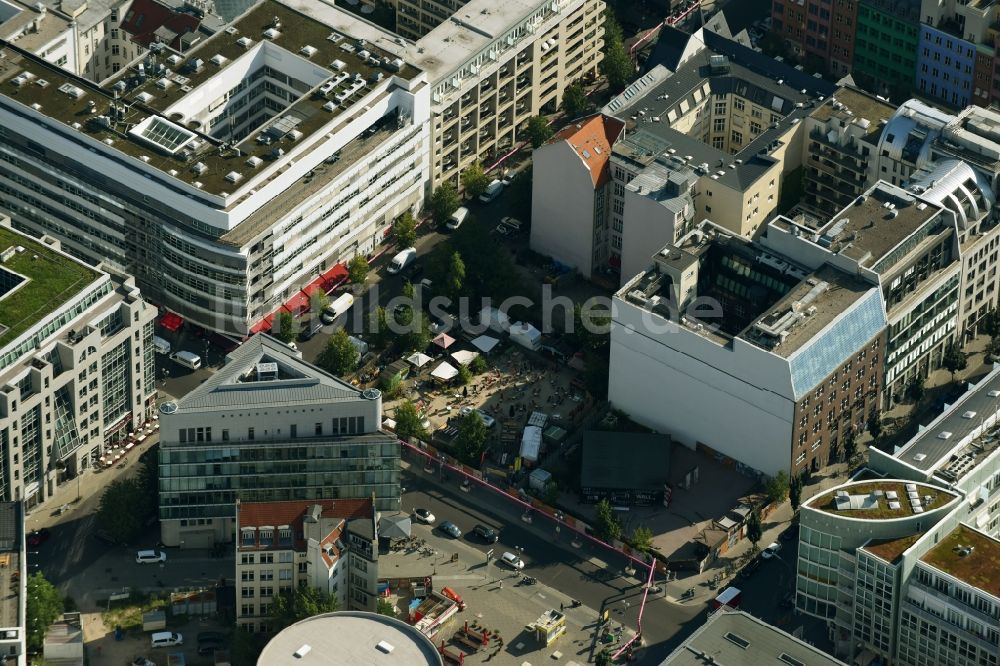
[852,0,921,98]
[0,216,156,509]
[867,98,952,187]
[257,611,443,666]
[0,503,24,666]
[800,86,895,218]
[157,334,399,548]
[660,608,848,666]
[609,220,887,478]
[235,499,378,633]
[0,0,431,336]
[770,0,859,78]
[532,23,837,283]
[795,365,1000,665]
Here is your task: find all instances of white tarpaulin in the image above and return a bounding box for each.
[406,352,433,368]
[431,361,459,381]
[450,349,479,366]
[520,425,543,463]
[471,335,500,353]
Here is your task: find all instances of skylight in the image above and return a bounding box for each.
[128,116,196,155]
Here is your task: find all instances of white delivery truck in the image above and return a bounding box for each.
[322,292,355,324]
[446,207,469,231]
[152,335,171,355]
[478,179,503,203]
[387,247,417,274]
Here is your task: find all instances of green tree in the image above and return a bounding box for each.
[97,477,153,544]
[745,509,763,551]
[906,375,925,403]
[987,336,1000,361]
[316,328,359,376]
[348,255,369,285]
[843,428,858,464]
[272,586,339,633]
[469,355,487,374]
[396,306,431,352]
[376,598,397,616]
[596,650,612,666]
[461,161,490,198]
[942,341,968,381]
[789,475,803,512]
[526,115,554,149]
[867,415,883,442]
[401,279,415,301]
[457,364,472,385]
[455,411,488,465]
[26,573,63,652]
[367,306,391,351]
[980,308,1000,338]
[631,525,654,553]
[594,498,622,542]
[506,165,533,223]
[765,469,789,504]
[444,251,466,302]
[543,481,560,506]
[231,628,268,666]
[272,311,298,344]
[600,12,634,91]
[309,289,330,315]
[561,82,590,118]
[394,401,427,440]
[431,183,461,224]
[381,373,404,398]
[394,212,418,249]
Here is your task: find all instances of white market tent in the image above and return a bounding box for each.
[431,361,459,381]
[520,425,543,463]
[450,349,479,366]
[471,335,500,353]
[406,352,434,368]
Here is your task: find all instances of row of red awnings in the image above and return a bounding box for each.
[249,263,349,334]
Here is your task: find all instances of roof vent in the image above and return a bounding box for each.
[58,82,85,99]
[191,162,208,175]
[300,45,317,57]
[263,28,280,39]
[237,36,254,49]
[246,155,263,168]
[294,644,312,658]
[376,641,395,654]
[225,171,243,183]
[155,77,172,90]
[210,54,228,66]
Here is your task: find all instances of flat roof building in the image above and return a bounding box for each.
[257,611,443,666]
[157,334,399,548]
[580,431,671,506]
[0,216,157,509]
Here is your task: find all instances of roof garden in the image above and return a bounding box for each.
[0,226,98,348]
[921,524,1000,599]
[811,481,955,520]
[862,534,921,565]
[0,0,419,199]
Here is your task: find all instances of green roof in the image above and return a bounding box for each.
[0,227,98,347]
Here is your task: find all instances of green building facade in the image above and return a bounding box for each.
[853,0,920,99]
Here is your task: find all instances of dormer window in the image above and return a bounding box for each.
[279,526,292,545]
[241,527,256,547]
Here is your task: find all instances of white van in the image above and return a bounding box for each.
[446,207,469,231]
[152,336,171,355]
[136,549,167,564]
[478,180,503,203]
[169,351,202,370]
[387,247,417,274]
[322,292,355,324]
[151,631,183,648]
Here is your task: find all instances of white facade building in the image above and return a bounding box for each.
[0,216,156,509]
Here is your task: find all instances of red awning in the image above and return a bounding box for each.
[303,278,325,297]
[321,263,348,291]
[159,312,184,332]
[250,312,276,334]
[283,291,311,316]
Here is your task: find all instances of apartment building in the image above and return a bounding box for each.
[0,503,25,666]
[157,334,399,548]
[609,221,888,478]
[770,0,859,78]
[916,0,1000,109]
[853,0,922,98]
[0,0,431,336]
[867,98,952,186]
[796,365,1000,665]
[0,216,156,510]
[235,499,378,633]
[392,0,466,40]
[801,86,895,218]
[530,23,836,283]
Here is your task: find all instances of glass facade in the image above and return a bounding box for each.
[854,552,898,656]
[796,524,844,619]
[159,437,400,518]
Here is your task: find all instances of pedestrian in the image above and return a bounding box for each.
[560,603,564,612]
[499,580,503,590]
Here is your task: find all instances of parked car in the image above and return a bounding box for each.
[439,521,462,538]
[413,508,435,524]
[500,551,524,569]
[27,529,50,547]
[761,542,782,559]
[131,658,155,666]
[150,631,183,648]
[473,524,499,543]
[197,638,224,656]
[94,529,118,545]
[136,549,167,564]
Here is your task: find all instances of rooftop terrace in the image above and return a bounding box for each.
[0,225,99,348]
[810,87,895,139]
[862,533,921,565]
[811,481,955,519]
[921,524,1000,599]
[0,0,419,198]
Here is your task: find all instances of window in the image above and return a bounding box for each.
[734,98,745,111]
[731,130,743,145]
[248,427,255,440]
[241,554,255,565]
[241,587,255,598]
[315,422,322,436]
[260,553,274,564]
[260,570,274,581]
[714,101,727,115]
[713,118,726,132]
[241,570,255,582]
[298,562,308,573]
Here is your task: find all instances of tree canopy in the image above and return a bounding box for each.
[394,401,428,441]
[271,586,339,633]
[600,11,634,91]
[394,212,417,249]
[26,573,63,651]
[561,83,590,119]
[526,115,554,149]
[348,255,369,285]
[316,328,359,377]
[455,410,488,465]
[594,498,622,542]
[746,509,763,550]
[430,183,461,223]
[97,476,155,544]
[942,341,968,380]
[765,469,789,504]
[461,161,491,198]
[631,525,653,553]
[367,306,391,351]
[272,311,298,344]
[444,251,466,302]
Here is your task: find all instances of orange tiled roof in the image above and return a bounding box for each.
[237,498,372,551]
[549,114,625,188]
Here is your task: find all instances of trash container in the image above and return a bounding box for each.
[114,625,123,641]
